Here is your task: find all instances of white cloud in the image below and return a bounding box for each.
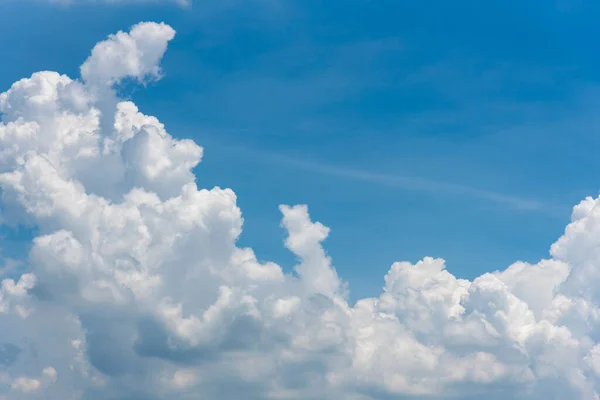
[2,21,600,400]
[80,22,176,87]
[8,366,57,394]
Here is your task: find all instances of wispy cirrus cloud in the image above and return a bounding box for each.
[217,144,559,214]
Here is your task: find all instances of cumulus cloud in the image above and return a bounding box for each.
[80,22,176,87]
[2,21,600,400]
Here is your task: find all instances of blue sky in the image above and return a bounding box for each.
[2,0,600,300]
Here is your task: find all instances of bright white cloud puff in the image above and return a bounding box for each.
[1,21,600,400]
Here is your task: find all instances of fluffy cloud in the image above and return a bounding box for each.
[2,21,600,399]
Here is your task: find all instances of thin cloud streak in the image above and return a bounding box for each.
[217,144,564,216]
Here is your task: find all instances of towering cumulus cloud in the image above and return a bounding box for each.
[2,22,600,400]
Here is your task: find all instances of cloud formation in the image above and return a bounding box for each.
[1,21,600,399]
